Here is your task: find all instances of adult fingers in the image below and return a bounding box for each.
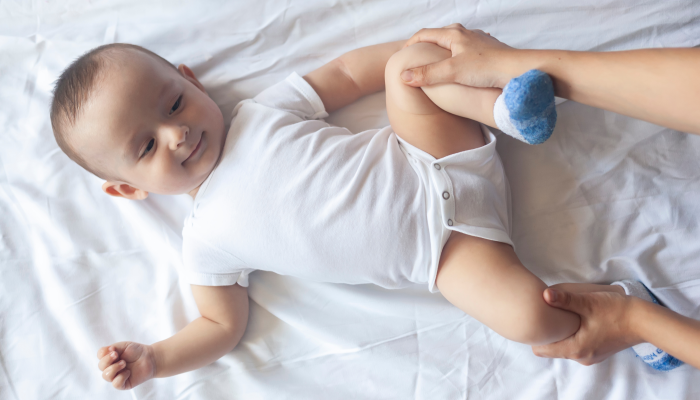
[543,289,589,314]
[404,27,462,50]
[98,350,119,371]
[532,337,577,359]
[400,58,457,87]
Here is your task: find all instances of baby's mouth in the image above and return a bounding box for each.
[183,133,203,164]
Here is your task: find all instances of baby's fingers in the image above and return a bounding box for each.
[102,359,126,382]
[97,345,116,360]
[112,369,131,390]
[98,350,119,371]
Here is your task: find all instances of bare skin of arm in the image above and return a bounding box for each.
[303,40,406,113]
[97,284,249,390]
[634,300,700,370]
[401,24,700,135]
[533,286,700,369]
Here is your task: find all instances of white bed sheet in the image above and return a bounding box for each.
[2,0,700,399]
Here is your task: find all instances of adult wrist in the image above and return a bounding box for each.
[493,48,528,88]
[511,49,574,98]
[496,49,552,86]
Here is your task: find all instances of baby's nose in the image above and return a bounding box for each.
[167,125,189,150]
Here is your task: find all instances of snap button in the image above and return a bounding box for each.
[434,164,441,170]
[447,219,453,226]
[442,191,450,200]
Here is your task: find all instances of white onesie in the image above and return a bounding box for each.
[181,73,512,293]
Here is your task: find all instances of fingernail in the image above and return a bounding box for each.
[111,352,117,358]
[549,289,559,302]
[400,70,413,82]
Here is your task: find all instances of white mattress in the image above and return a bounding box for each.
[2,1,700,399]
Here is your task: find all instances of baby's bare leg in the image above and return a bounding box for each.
[386,43,499,158]
[387,43,501,131]
[386,43,580,346]
[436,233,581,346]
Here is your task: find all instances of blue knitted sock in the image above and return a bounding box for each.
[493,69,557,145]
[611,280,684,371]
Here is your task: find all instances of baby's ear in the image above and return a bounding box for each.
[102,181,149,200]
[178,64,207,93]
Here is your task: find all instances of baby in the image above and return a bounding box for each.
[50,40,673,390]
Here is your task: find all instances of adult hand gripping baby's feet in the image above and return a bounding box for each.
[97,342,156,390]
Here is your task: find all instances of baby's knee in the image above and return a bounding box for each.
[385,42,451,80]
[385,43,451,117]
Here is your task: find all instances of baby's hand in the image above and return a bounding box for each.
[97,342,156,390]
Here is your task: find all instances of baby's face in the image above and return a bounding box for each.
[73,49,226,197]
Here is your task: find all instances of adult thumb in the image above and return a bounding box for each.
[400,58,455,87]
[543,288,584,313]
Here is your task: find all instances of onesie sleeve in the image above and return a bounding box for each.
[232,72,329,121]
[181,232,254,287]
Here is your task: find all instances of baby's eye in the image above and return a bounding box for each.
[170,95,182,115]
[142,139,155,157]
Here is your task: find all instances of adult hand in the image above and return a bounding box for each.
[401,23,516,89]
[531,287,643,366]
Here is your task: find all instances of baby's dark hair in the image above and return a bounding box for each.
[50,43,178,180]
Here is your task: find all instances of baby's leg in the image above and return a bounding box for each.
[436,234,583,345]
[386,44,579,345]
[390,42,557,146]
[386,44,500,158]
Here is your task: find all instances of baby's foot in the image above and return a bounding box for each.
[493,69,557,145]
[612,280,684,371]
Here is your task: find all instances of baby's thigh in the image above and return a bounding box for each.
[435,233,580,346]
[385,43,484,159]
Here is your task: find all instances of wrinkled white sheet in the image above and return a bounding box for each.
[2,0,700,399]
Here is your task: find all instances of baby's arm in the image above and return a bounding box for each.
[303,41,405,113]
[97,284,248,390]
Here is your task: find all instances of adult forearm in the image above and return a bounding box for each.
[631,299,700,370]
[152,316,245,378]
[506,48,700,134]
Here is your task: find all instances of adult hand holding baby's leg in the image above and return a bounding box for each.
[436,233,581,346]
[401,23,516,89]
[97,342,156,390]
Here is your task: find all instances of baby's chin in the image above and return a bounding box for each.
[157,168,218,196]
[150,178,208,196]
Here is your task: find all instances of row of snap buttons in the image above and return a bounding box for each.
[434,163,454,227]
